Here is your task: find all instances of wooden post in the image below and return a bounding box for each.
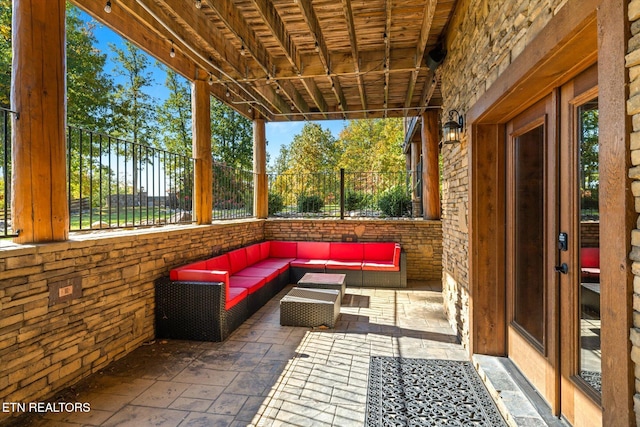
[11,0,68,243]
[422,110,440,220]
[253,119,268,218]
[411,139,422,217]
[192,80,212,224]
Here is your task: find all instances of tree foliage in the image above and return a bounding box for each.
[109,40,158,145]
[211,98,253,170]
[286,122,339,173]
[157,68,192,156]
[337,118,405,173]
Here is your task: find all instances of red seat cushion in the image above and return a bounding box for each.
[297,241,330,259]
[226,287,248,310]
[329,242,364,260]
[361,261,399,271]
[228,248,248,274]
[326,260,362,270]
[290,258,328,268]
[245,244,262,267]
[270,241,297,258]
[229,275,266,293]
[174,269,229,282]
[235,266,280,282]
[253,258,291,274]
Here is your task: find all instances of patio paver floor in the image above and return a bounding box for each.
[7,282,470,427]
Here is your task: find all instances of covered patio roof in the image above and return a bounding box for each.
[72,0,456,122]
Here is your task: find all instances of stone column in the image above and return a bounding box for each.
[12,0,68,243]
[253,119,268,218]
[422,110,440,220]
[192,80,212,224]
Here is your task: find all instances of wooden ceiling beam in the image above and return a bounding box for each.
[342,0,368,115]
[249,0,328,117]
[203,0,310,118]
[404,0,437,109]
[297,0,347,119]
[129,0,277,119]
[300,78,329,118]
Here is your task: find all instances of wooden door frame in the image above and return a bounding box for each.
[465,0,633,424]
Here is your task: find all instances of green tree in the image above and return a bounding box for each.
[157,68,192,156]
[110,40,158,144]
[0,0,10,108]
[66,7,114,131]
[337,118,404,173]
[288,122,339,173]
[210,98,253,170]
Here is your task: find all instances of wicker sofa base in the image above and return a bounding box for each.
[155,277,248,342]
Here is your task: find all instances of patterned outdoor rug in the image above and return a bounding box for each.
[580,370,602,393]
[366,357,507,427]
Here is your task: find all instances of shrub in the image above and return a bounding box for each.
[378,185,411,217]
[268,192,284,215]
[345,190,367,211]
[297,194,324,213]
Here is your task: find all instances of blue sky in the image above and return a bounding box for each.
[86,13,346,165]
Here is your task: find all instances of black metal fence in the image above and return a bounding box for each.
[0,108,16,237]
[267,169,414,218]
[212,161,255,220]
[67,127,194,230]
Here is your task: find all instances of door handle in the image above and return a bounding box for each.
[554,263,568,274]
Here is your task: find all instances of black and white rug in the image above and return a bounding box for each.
[366,357,507,427]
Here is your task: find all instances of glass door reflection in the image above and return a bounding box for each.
[578,98,601,393]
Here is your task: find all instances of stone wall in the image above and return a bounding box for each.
[627,0,640,422]
[264,219,442,282]
[0,220,264,422]
[438,0,568,347]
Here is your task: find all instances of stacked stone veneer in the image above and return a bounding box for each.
[438,0,568,348]
[264,219,442,282]
[628,0,640,422]
[0,220,264,422]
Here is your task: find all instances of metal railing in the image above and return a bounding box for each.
[212,161,255,220]
[0,108,16,237]
[268,169,413,218]
[67,127,194,230]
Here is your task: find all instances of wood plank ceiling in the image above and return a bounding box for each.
[74,0,457,122]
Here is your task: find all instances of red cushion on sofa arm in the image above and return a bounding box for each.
[329,242,364,260]
[175,269,229,283]
[170,261,208,280]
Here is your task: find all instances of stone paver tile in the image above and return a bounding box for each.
[272,400,336,426]
[224,371,277,396]
[178,412,234,427]
[230,353,266,372]
[334,404,365,427]
[180,384,225,400]
[41,408,114,425]
[299,381,333,403]
[252,359,288,375]
[102,405,188,427]
[81,391,133,412]
[85,376,155,398]
[235,395,269,422]
[330,384,368,405]
[229,328,264,342]
[238,342,273,355]
[263,344,298,361]
[168,397,213,412]
[207,394,248,416]
[173,366,238,386]
[131,380,191,408]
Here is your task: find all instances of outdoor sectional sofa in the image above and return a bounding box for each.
[155,240,406,341]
